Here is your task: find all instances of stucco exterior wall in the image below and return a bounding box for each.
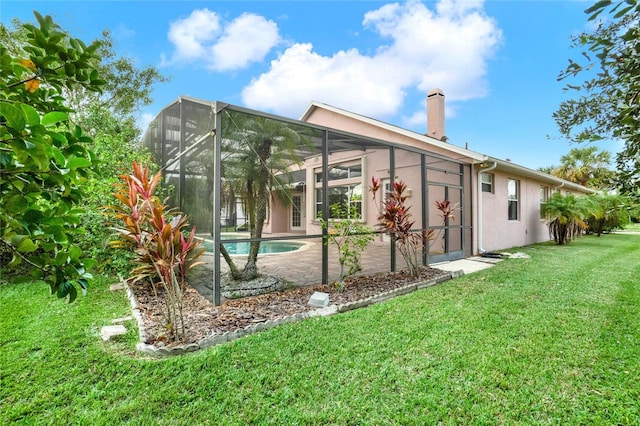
[264,195,288,234]
[480,170,552,252]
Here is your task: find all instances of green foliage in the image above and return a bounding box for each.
[110,162,204,341]
[0,12,105,301]
[370,177,457,277]
[541,147,615,189]
[220,110,311,281]
[321,203,374,291]
[585,192,632,235]
[78,115,156,276]
[541,192,590,244]
[1,16,169,279]
[555,1,640,196]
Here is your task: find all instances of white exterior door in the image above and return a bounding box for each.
[291,194,305,231]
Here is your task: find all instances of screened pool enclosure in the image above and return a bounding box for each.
[142,97,472,305]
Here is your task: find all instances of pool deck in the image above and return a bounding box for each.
[188,238,496,300]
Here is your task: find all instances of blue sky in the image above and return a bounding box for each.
[2,0,620,170]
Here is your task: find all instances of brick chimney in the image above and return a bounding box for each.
[427,88,446,141]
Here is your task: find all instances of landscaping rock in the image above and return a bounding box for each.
[221,275,288,298]
[110,283,125,291]
[112,316,133,324]
[308,291,329,308]
[100,325,127,341]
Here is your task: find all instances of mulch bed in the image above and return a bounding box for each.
[132,267,449,347]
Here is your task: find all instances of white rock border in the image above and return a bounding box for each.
[122,270,462,357]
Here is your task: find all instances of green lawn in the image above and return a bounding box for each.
[1,234,639,425]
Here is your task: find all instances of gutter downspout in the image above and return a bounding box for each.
[477,161,497,254]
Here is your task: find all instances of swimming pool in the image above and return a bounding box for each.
[202,239,308,256]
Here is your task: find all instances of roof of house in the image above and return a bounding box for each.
[300,101,596,195]
[301,101,487,162]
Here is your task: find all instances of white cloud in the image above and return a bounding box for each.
[162,9,280,71]
[242,0,502,120]
[211,13,280,71]
[163,9,221,64]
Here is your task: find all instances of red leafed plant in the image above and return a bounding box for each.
[370,177,458,277]
[110,161,205,342]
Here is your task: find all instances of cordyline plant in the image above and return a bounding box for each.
[110,161,205,342]
[370,177,458,277]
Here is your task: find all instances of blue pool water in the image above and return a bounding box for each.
[203,240,306,255]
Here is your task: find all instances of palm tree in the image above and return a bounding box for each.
[555,147,615,189]
[220,110,310,280]
[541,192,590,244]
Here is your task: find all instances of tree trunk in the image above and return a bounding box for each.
[220,243,242,280]
[241,138,272,280]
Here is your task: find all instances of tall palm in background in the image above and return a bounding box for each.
[543,147,615,189]
[220,110,309,280]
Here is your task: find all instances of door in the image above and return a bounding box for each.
[427,184,464,263]
[291,194,304,231]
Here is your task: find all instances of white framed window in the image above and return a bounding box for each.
[481,173,493,193]
[315,160,363,220]
[539,185,549,219]
[508,178,519,221]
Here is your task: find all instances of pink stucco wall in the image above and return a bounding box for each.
[293,105,593,256]
[479,170,553,252]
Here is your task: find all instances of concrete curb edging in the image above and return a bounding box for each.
[125,270,462,357]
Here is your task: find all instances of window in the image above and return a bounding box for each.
[316,184,362,219]
[315,160,363,220]
[508,178,519,220]
[539,186,549,219]
[316,164,362,183]
[481,173,493,193]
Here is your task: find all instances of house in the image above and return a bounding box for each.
[295,89,595,255]
[142,93,594,302]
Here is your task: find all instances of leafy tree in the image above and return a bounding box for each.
[0,12,104,300]
[541,192,590,245]
[1,13,168,277]
[220,110,309,280]
[554,1,640,197]
[538,165,558,176]
[541,147,615,189]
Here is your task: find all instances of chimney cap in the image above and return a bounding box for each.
[427,88,444,97]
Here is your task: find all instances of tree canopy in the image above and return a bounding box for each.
[1,11,168,298]
[554,0,640,197]
[1,12,104,300]
[539,146,615,190]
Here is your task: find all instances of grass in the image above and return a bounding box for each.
[1,234,639,424]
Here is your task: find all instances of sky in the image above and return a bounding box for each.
[1,0,622,170]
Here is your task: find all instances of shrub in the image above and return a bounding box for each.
[321,203,374,291]
[585,193,631,236]
[369,177,457,277]
[541,192,589,244]
[110,162,204,342]
[0,12,104,301]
